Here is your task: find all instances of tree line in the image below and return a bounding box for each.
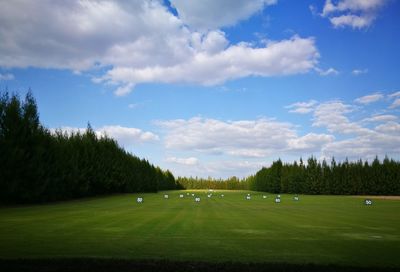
[177,176,248,190]
[177,156,400,195]
[0,91,180,204]
[247,157,400,195]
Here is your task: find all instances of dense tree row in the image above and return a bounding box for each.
[247,157,400,195]
[177,176,248,190]
[0,91,178,203]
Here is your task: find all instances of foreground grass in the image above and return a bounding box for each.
[0,191,399,268]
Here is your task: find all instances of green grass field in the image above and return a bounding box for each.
[0,190,399,268]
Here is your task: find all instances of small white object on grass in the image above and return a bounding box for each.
[179,194,184,198]
[365,199,372,205]
[221,194,224,198]
[275,198,281,203]
[263,195,267,199]
[207,194,211,198]
[137,197,143,203]
[164,194,169,199]
[246,196,251,200]
[294,196,299,201]
[247,193,251,196]
[187,193,190,196]
[277,194,281,198]
[191,193,195,197]
[195,197,201,202]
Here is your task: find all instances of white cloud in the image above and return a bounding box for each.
[330,14,374,29]
[288,133,335,152]
[316,67,339,76]
[322,128,400,160]
[286,100,318,114]
[312,100,371,134]
[320,0,387,29]
[352,68,368,75]
[98,125,159,145]
[166,156,199,166]
[0,73,14,80]
[0,1,320,96]
[158,117,333,158]
[362,114,397,123]
[375,121,400,134]
[102,35,319,95]
[115,83,135,97]
[388,91,400,99]
[389,98,400,109]
[354,92,384,104]
[0,1,186,71]
[170,0,277,30]
[53,125,159,147]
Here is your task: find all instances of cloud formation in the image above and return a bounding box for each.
[286,100,317,114]
[0,0,319,95]
[321,0,387,29]
[316,67,339,76]
[166,156,199,166]
[158,117,334,158]
[170,0,277,30]
[101,35,319,95]
[354,92,384,104]
[352,68,368,75]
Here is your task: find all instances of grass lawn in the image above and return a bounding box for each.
[0,190,399,268]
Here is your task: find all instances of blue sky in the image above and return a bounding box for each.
[0,0,399,178]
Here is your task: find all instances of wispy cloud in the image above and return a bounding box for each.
[354,92,384,105]
[316,67,339,76]
[389,98,400,109]
[166,156,199,166]
[352,68,368,75]
[286,100,318,114]
[388,91,400,99]
[362,114,397,123]
[0,73,14,80]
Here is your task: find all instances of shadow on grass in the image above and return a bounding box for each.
[0,258,399,272]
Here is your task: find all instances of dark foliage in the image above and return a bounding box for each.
[0,91,178,204]
[248,156,400,195]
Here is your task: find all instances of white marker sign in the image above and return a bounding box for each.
[137,197,143,203]
[294,196,299,201]
[164,194,169,199]
[195,197,201,202]
[179,194,184,198]
[263,195,267,199]
[275,198,281,203]
[246,196,251,200]
[365,199,372,205]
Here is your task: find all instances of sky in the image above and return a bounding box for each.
[0,0,399,178]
